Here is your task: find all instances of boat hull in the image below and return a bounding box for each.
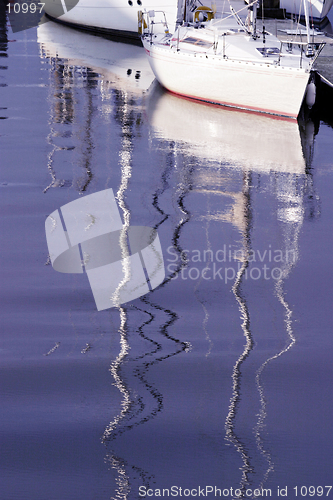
[143,41,311,119]
[44,0,178,38]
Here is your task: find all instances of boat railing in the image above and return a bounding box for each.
[216,35,324,68]
[140,10,170,37]
[277,40,325,68]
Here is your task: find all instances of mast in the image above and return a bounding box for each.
[176,0,186,25]
[249,0,257,39]
[242,0,258,38]
[303,0,314,56]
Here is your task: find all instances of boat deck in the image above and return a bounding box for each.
[191,0,333,77]
[163,26,313,71]
[212,0,333,44]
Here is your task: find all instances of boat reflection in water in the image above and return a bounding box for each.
[39,21,323,496]
[146,84,320,492]
[145,82,317,173]
[37,19,154,193]
[38,20,154,94]
[38,22,190,496]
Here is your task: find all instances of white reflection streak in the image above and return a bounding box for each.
[49,215,57,233]
[112,134,132,307]
[43,60,74,194]
[43,128,59,193]
[193,215,213,357]
[104,123,133,436]
[108,455,130,500]
[254,174,302,491]
[254,275,296,488]
[82,251,90,267]
[202,214,213,357]
[43,59,70,194]
[225,257,254,494]
[44,342,61,356]
[84,213,96,231]
[225,175,253,495]
[103,308,131,442]
[104,103,133,499]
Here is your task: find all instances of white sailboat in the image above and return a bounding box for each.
[141,0,326,119]
[43,0,178,38]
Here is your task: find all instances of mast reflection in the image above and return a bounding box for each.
[146,86,320,494]
[42,60,96,194]
[38,19,153,195]
[39,23,180,497]
[225,173,255,497]
[102,156,192,497]
[39,20,325,495]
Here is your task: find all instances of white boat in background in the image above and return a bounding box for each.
[142,0,326,119]
[280,0,333,22]
[43,0,177,39]
[42,0,333,41]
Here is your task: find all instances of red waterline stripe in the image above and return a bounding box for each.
[168,91,299,122]
[165,88,299,119]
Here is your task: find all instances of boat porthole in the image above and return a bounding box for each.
[137,0,142,4]
[128,0,133,5]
